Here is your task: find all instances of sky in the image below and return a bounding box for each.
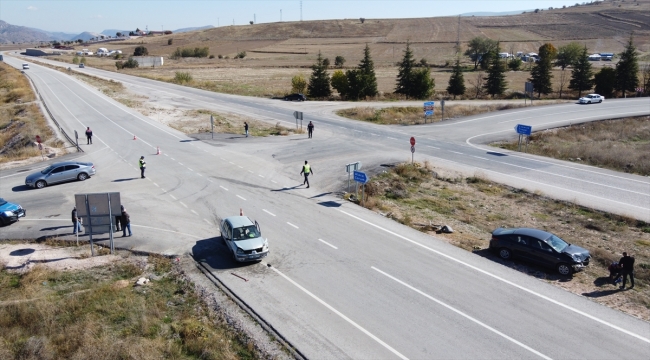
[2,0,575,34]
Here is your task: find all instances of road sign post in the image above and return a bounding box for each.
[525,82,534,105]
[75,192,122,256]
[515,124,532,152]
[423,101,434,123]
[293,111,303,129]
[345,161,361,193]
[410,137,416,163]
[441,100,445,121]
[353,170,368,206]
[210,114,214,139]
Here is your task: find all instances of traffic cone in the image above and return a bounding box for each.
[240,208,244,216]
[133,135,137,140]
[156,146,160,155]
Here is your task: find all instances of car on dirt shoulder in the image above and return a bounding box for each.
[0,198,26,226]
[490,227,590,275]
[219,216,269,262]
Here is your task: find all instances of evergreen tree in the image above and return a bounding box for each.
[528,43,556,98]
[594,67,616,98]
[357,44,378,98]
[483,44,507,97]
[446,58,466,99]
[410,68,435,99]
[307,51,331,98]
[615,34,639,98]
[331,70,349,98]
[395,41,416,96]
[568,46,593,97]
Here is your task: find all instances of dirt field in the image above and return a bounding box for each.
[357,162,650,321]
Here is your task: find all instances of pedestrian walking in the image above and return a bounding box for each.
[300,160,313,188]
[619,252,635,289]
[85,127,93,144]
[307,121,314,138]
[71,206,82,234]
[244,122,249,137]
[138,156,146,179]
[121,206,132,237]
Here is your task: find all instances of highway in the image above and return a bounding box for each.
[1,54,649,359]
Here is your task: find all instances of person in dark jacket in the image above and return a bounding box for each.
[244,122,249,137]
[307,121,314,138]
[608,262,622,285]
[71,206,81,234]
[85,127,93,144]
[619,252,635,289]
[121,207,132,237]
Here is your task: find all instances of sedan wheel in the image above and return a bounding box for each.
[498,248,512,260]
[77,173,88,181]
[35,180,46,189]
[557,263,572,276]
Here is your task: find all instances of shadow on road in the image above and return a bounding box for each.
[486,151,507,157]
[582,288,622,298]
[40,225,72,231]
[289,138,308,141]
[11,185,32,192]
[310,192,332,198]
[271,184,302,192]
[318,201,342,208]
[191,237,252,270]
[180,139,201,142]
[473,248,573,282]
[112,178,138,182]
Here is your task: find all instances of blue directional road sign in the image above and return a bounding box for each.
[424,110,434,116]
[353,170,368,184]
[515,124,532,136]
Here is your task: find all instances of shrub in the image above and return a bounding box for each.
[171,47,210,59]
[508,57,522,71]
[79,56,86,64]
[167,39,173,45]
[115,61,124,69]
[134,46,148,56]
[174,71,193,83]
[72,55,79,64]
[209,54,215,59]
[217,54,223,59]
[323,58,330,68]
[235,51,247,59]
[121,57,139,69]
[291,75,307,94]
[334,55,346,68]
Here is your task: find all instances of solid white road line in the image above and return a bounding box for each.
[236,195,247,201]
[179,202,188,208]
[269,266,408,360]
[220,186,229,191]
[287,222,299,229]
[372,267,551,360]
[318,239,338,249]
[263,209,276,216]
[339,210,650,344]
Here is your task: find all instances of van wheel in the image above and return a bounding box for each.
[498,248,512,260]
[35,180,46,189]
[557,263,572,276]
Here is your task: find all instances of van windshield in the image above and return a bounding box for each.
[233,225,260,240]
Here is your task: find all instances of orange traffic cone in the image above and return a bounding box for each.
[239,208,244,216]
[156,146,160,155]
[133,135,137,140]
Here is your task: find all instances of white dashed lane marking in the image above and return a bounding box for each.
[169,194,177,200]
[220,186,228,191]
[191,210,198,215]
[318,239,338,249]
[263,209,276,216]
[180,202,188,208]
[287,222,299,229]
[237,195,247,201]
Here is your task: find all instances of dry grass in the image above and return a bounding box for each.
[493,116,650,176]
[337,103,542,124]
[358,162,650,319]
[0,63,63,163]
[172,108,303,136]
[0,259,255,359]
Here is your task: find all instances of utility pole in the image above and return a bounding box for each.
[300,1,303,21]
[254,14,256,24]
[280,9,282,22]
[455,15,461,55]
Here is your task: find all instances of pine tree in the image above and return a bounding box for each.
[528,43,556,98]
[483,43,507,98]
[568,47,593,97]
[410,68,435,99]
[357,44,378,98]
[594,67,617,98]
[307,51,331,98]
[615,34,639,98]
[395,41,416,96]
[446,58,466,99]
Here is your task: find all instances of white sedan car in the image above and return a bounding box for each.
[578,94,604,104]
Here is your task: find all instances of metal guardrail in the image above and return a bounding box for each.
[23,72,82,153]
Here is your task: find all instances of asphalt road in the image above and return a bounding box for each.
[1,55,650,359]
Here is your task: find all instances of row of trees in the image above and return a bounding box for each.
[447,34,643,99]
[298,43,435,100]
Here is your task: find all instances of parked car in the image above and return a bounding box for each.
[22,63,29,70]
[578,93,604,104]
[219,216,269,262]
[284,93,306,101]
[490,227,590,275]
[0,198,26,226]
[79,63,85,68]
[25,161,96,189]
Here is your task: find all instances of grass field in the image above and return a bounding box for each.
[0,62,63,164]
[0,253,256,360]
[356,162,650,320]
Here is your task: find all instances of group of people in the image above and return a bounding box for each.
[608,252,635,289]
[72,205,132,237]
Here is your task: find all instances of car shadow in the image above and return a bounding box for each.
[12,185,32,192]
[112,178,139,182]
[486,151,507,157]
[473,248,573,281]
[318,201,342,207]
[191,237,253,270]
[9,248,35,256]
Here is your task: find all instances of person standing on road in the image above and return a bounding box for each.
[121,206,132,237]
[71,206,81,234]
[244,122,249,137]
[300,160,313,188]
[85,127,93,144]
[307,121,314,138]
[138,156,146,179]
[619,252,635,289]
